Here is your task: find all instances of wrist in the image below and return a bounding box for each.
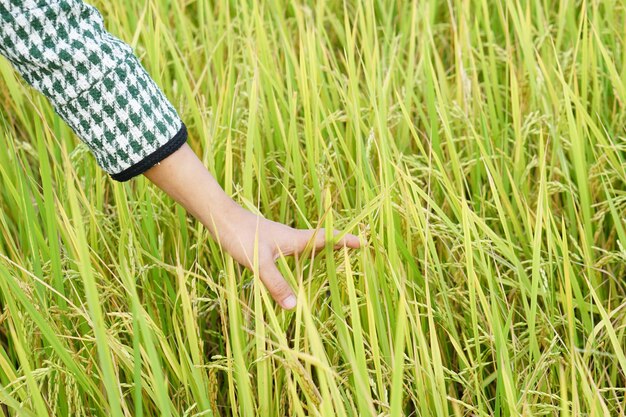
[198,197,248,239]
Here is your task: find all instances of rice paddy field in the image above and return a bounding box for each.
[1,0,626,415]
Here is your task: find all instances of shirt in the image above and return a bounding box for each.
[0,0,187,181]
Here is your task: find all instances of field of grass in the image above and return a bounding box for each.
[1,0,626,415]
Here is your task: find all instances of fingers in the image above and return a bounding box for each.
[334,231,362,249]
[296,228,362,254]
[259,260,297,310]
[256,226,362,310]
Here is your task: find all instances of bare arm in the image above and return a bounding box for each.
[143,143,361,310]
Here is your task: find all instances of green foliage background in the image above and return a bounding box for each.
[0,0,625,416]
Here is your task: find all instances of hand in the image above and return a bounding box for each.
[214,205,361,309]
[144,143,362,310]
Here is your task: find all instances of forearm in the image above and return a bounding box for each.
[142,143,242,239]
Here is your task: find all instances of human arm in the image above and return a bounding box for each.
[143,143,362,310]
[0,0,362,309]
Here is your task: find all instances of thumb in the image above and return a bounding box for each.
[259,260,297,310]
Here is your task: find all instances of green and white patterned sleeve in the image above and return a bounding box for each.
[0,0,187,181]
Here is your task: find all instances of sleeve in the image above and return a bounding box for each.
[0,0,187,181]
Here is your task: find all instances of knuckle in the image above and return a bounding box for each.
[259,257,275,271]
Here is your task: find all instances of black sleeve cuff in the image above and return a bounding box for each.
[110,123,188,182]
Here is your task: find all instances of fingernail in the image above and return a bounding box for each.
[282,295,297,310]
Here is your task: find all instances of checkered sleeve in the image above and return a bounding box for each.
[0,0,187,181]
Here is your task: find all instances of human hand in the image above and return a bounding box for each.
[213,205,361,309]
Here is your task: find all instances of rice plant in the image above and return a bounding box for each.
[1,0,625,416]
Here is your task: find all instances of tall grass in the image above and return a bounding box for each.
[1,0,625,415]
